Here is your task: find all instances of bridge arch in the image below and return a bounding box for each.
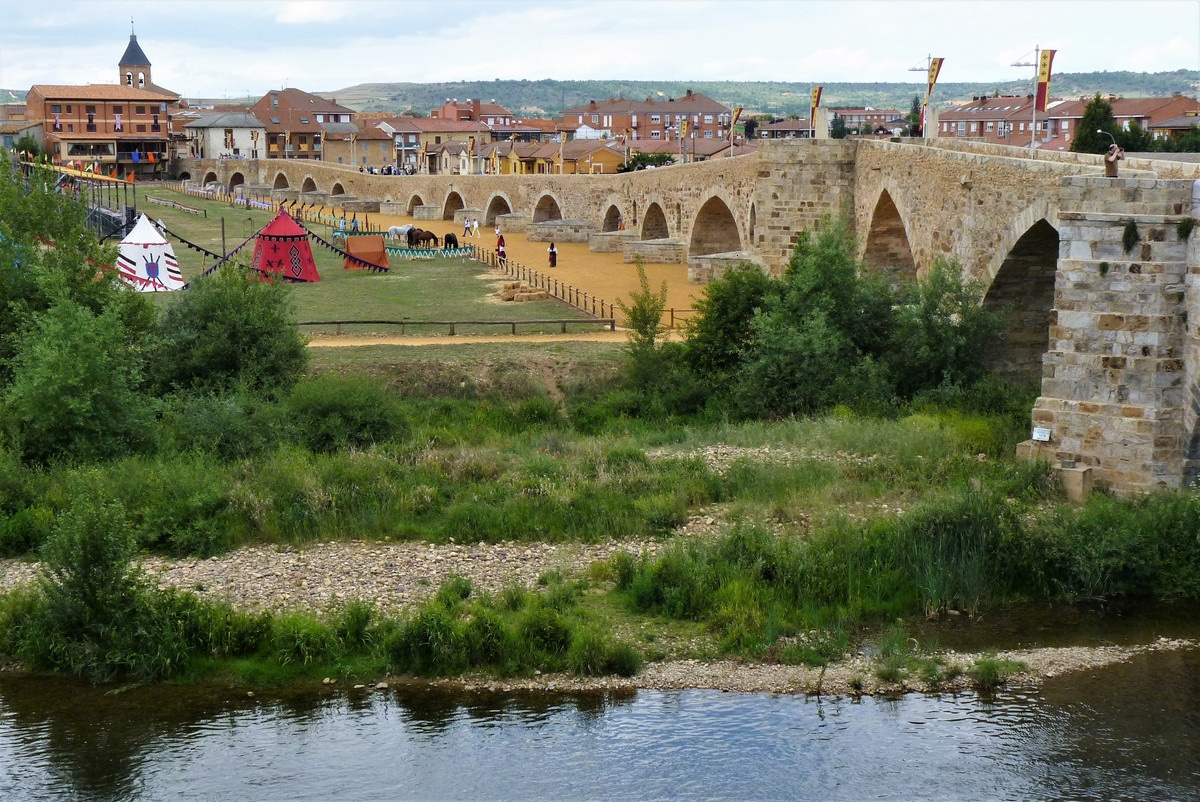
[301,176,318,193]
[862,188,916,285]
[602,204,624,232]
[273,172,289,190]
[443,191,465,220]
[485,194,513,225]
[202,170,218,186]
[641,202,669,240]
[177,170,191,181]
[406,194,425,215]
[228,172,245,193]
[331,182,346,196]
[689,195,741,255]
[533,194,563,223]
[982,216,1060,387]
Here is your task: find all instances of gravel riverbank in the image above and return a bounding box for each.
[2,537,1194,698]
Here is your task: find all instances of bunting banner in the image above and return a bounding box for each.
[114,113,122,131]
[1035,50,1056,112]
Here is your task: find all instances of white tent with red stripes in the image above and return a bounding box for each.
[116,214,185,292]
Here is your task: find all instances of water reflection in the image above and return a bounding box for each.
[0,649,1197,801]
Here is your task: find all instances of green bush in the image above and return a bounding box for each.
[283,374,410,453]
[5,301,153,465]
[155,390,283,460]
[147,265,308,398]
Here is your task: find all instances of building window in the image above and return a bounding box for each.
[969,123,977,133]
[985,122,994,131]
[51,105,61,114]
[85,105,95,114]
[704,114,713,124]
[136,106,146,115]
[651,130,661,139]
[650,115,660,124]
[704,130,713,138]
[1062,120,1070,131]
[65,105,72,113]
[591,114,598,123]
[66,124,73,132]
[957,122,966,136]
[435,136,442,144]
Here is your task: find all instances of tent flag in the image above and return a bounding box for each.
[132,151,140,163]
[148,152,156,164]
[1035,50,1056,113]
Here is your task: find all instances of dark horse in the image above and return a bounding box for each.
[407,228,439,248]
[443,233,459,249]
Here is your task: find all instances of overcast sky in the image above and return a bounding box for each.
[1,0,1197,100]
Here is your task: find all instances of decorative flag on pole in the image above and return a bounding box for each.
[730,107,742,131]
[1035,50,1056,112]
[922,57,944,132]
[114,112,122,131]
[810,87,823,137]
[680,119,689,140]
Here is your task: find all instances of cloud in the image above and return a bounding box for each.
[271,0,355,24]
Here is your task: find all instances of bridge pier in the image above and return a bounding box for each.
[1019,177,1198,494]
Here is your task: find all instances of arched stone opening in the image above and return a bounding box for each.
[301,177,318,193]
[689,196,741,255]
[407,195,425,215]
[178,171,191,181]
[982,218,1059,388]
[533,195,563,223]
[641,203,669,240]
[602,205,623,232]
[273,172,289,190]
[202,171,218,186]
[443,191,465,220]
[486,196,512,225]
[862,190,916,285]
[331,183,346,196]
[229,173,245,193]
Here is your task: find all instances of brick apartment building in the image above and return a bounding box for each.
[557,89,734,142]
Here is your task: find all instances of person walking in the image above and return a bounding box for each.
[463,217,471,238]
[497,234,506,266]
[547,242,558,268]
[472,218,480,237]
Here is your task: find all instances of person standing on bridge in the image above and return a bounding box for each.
[1105,143,1125,178]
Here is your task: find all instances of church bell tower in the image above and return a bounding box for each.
[118,22,152,89]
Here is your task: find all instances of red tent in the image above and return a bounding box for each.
[250,208,320,282]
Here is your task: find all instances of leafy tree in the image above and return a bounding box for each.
[887,258,1000,397]
[14,134,41,160]
[0,154,154,385]
[684,263,776,383]
[829,113,848,139]
[146,265,309,398]
[907,95,922,136]
[617,152,676,172]
[1071,94,1119,153]
[4,300,153,464]
[1117,120,1153,152]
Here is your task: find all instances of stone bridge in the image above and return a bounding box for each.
[178,141,1200,495]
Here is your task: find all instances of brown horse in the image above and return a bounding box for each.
[408,229,439,248]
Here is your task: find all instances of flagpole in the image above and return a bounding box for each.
[1011,46,1039,153]
[908,54,931,143]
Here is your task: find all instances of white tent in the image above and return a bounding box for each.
[117,214,185,292]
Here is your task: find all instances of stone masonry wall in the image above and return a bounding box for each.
[1027,177,1194,493]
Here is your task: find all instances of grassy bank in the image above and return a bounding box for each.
[4,351,1200,689]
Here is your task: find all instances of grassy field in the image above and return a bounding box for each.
[135,187,606,336]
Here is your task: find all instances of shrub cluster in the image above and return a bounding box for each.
[602,215,1003,425]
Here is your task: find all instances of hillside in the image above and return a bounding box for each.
[4,71,1197,117]
[319,72,1200,117]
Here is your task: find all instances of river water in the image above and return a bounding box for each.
[1,643,1198,801]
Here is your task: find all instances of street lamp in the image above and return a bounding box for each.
[1097,129,1117,147]
[1011,46,1040,152]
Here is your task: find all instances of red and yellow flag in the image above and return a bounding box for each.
[925,58,944,102]
[810,86,823,124]
[1035,50,1056,112]
[730,106,743,131]
[680,118,689,140]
